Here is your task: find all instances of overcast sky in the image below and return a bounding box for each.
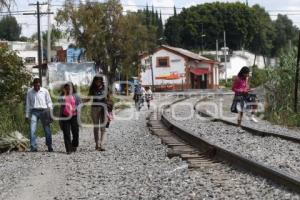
[10,0,300,37]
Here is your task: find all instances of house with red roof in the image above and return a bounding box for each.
[140,45,219,91]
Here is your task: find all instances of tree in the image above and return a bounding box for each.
[271,14,299,56]
[19,36,29,42]
[0,0,14,11]
[56,0,156,85]
[133,8,164,44]
[0,47,31,105]
[173,6,177,16]
[31,25,63,48]
[120,12,157,79]
[248,5,274,65]
[164,2,258,50]
[145,4,150,27]
[0,16,21,41]
[164,2,298,59]
[164,15,181,46]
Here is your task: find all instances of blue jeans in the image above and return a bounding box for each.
[29,110,52,151]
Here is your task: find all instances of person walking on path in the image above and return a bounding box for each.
[145,86,153,110]
[25,78,53,152]
[87,76,108,151]
[231,67,258,126]
[58,82,81,154]
[133,83,145,111]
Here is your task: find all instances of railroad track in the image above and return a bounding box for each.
[194,97,300,144]
[147,96,300,193]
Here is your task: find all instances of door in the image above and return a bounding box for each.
[190,73,195,89]
[200,74,207,89]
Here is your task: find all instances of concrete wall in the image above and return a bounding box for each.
[219,55,248,79]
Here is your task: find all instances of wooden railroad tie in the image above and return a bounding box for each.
[148,112,218,169]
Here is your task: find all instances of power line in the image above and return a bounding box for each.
[50,3,300,17]
[50,2,300,13]
[2,4,300,16]
[0,10,36,13]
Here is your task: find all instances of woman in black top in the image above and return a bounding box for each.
[88,76,108,151]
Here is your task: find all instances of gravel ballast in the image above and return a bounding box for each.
[0,97,299,199]
[203,94,300,138]
[165,97,300,179]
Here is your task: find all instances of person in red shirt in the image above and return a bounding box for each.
[59,82,81,154]
[231,66,258,126]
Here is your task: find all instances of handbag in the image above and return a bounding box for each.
[231,95,244,113]
[246,94,257,103]
[41,109,53,125]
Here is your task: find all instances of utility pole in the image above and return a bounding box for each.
[201,23,204,55]
[216,39,219,62]
[294,31,300,112]
[150,55,155,92]
[24,1,53,86]
[47,0,51,63]
[223,31,227,82]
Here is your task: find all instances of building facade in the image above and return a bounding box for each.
[140,45,219,90]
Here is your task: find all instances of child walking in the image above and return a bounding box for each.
[231,67,258,126]
[59,82,81,154]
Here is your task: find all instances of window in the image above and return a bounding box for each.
[25,57,36,64]
[156,57,170,67]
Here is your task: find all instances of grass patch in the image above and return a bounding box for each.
[219,79,233,89]
[0,103,60,138]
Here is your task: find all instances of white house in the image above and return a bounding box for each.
[5,41,39,77]
[140,45,219,91]
[203,49,276,79]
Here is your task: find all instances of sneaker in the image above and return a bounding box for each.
[250,116,258,123]
[30,148,38,152]
[48,147,54,152]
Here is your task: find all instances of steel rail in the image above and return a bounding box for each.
[160,96,300,193]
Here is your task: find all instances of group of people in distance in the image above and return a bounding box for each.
[133,84,153,111]
[25,76,113,154]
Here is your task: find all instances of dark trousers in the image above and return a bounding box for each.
[60,115,79,152]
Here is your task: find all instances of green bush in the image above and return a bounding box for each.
[264,49,300,127]
[219,79,233,89]
[250,65,269,88]
[0,47,31,105]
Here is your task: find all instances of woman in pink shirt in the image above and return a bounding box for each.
[231,67,257,126]
[59,82,81,154]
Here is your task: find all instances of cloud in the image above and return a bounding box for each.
[122,0,138,12]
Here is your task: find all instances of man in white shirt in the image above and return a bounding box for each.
[26,78,53,152]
